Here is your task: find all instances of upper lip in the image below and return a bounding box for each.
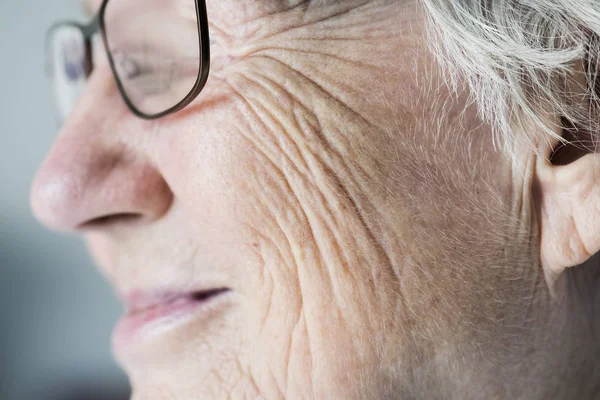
[121,288,231,314]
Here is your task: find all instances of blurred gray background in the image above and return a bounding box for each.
[0,1,130,398]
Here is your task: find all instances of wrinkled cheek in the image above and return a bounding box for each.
[237,231,314,398]
[221,148,310,395]
[228,165,347,397]
[153,95,380,395]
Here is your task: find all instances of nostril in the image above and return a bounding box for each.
[79,213,143,229]
[191,288,231,302]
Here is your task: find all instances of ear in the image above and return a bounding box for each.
[536,123,600,289]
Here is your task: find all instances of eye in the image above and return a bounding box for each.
[112,49,146,80]
[110,47,180,97]
[120,56,142,79]
[60,40,87,81]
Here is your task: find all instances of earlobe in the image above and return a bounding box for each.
[537,151,600,286]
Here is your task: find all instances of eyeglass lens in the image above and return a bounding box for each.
[103,0,202,116]
[48,25,89,123]
[47,0,202,121]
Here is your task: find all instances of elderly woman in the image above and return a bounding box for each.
[30,0,600,398]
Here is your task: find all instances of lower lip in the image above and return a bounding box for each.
[112,291,230,349]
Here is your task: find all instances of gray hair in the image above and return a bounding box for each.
[422,0,600,155]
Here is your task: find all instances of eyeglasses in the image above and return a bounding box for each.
[46,0,210,122]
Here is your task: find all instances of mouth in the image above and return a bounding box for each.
[112,287,232,349]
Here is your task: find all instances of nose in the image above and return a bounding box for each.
[30,74,173,232]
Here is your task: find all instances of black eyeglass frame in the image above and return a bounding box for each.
[46,0,211,120]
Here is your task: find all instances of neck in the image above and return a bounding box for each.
[479,256,600,399]
[422,257,600,400]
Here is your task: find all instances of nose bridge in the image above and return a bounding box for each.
[79,61,121,113]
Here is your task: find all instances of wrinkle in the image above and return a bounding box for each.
[253,45,380,68]
[298,0,373,26]
[231,63,392,308]
[236,56,379,190]
[226,82,329,398]
[225,51,403,398]
[258,54,378,131]
[258,0,313,18]
[254,0,374,42]
[231,48,402,311]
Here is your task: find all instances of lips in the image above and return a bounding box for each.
[124,288,230,315]
[113,287,231,349]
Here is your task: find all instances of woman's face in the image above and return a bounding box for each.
[31,0,538,398]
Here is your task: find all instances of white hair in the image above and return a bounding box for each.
[422,0,600,155]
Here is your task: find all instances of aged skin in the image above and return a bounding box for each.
[30,0,600,399]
